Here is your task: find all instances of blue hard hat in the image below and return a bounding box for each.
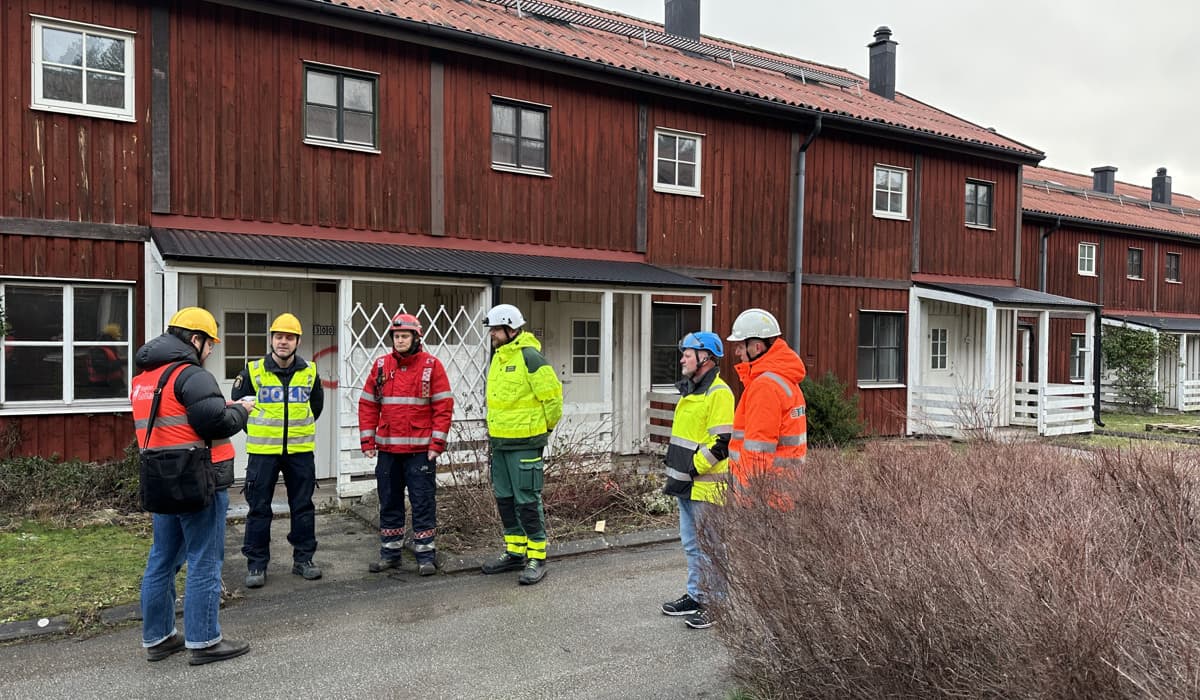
[679,331,724,358]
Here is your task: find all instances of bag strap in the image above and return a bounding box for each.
[142,361,191,450]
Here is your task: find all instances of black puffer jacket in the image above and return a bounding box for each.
[134,333,248,443]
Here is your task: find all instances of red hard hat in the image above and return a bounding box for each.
[390,313,423,337]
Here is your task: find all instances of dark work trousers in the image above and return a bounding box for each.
[241,451,317,571]
[376,451,438,564]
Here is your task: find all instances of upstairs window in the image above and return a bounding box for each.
[654,129,702,196]
[1166,252,1181,283]
[31,17,135,122]
[651,304,700,386]
[1127,247,1144,279]
[1078,243,1096,276]
[304,64,378,151]
[964,180,994,228]
[857,312,905,384]
[491,99,549,174]
[873,165,908,219]
[1069,334,1087,382]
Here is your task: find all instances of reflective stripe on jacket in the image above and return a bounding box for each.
[358,349,454,454]
[663,367,734,505]
[729,338,808,486]
[486,332,562,445]
[246,359,317,454]
[131,363,235,463]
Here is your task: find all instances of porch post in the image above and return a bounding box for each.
[337,278,354,498]
[906,289,922,436]
[600,290,613,408]
[1177,333,1188,410]
[1037,310,1050,435]
[640,293,653,448]
[984,304,997,419]
[701,294,713,332]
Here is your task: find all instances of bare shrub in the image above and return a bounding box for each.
[701,442,1200,699]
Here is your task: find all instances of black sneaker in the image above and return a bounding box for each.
[368,558,402,573]
[518,559,547,585]
[661,594,701,616]
[146,632,185,662]
[684,606,715,629]
[418,562,437,577]
[481,552,525,574]
[188,638,251,666]
[245,569,266,589]
[292,560,322,580]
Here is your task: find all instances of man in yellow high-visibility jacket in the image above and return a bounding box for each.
[232,313,324,589]
[479,304,562,586]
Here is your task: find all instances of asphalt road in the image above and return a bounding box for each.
[0,542,731,699]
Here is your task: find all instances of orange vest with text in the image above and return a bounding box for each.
[131,364,235,463]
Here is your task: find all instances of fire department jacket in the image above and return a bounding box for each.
[663,366,734,505]
[729,337,808,486]
[358,348,454,454]
[131,333,248,464]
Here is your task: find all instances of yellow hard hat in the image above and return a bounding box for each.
[269,313,303,336]
[168,307,221,343]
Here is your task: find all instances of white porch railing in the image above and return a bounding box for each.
[1013,382,1094,436]
[1181,380,1200,412]
[908,385,998,438]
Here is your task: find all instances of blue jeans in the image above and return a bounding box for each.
[376,451,438,564]
[677,496,725,605]
[241,452,317,570]
[141,488,229,650]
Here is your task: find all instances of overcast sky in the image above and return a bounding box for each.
[593,0,1198,199]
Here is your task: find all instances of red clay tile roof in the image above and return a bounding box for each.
[1023,165,1200,240]
[309,0,1042,157]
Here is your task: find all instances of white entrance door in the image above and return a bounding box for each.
[925,314,959,389]
[205,289,334,481]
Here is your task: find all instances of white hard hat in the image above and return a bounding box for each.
[727,308,782,342]
[483,303,526,329]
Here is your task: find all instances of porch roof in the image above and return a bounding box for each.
[1105,314,1200,333]
[151,228,715,290]
[920,283,1099,310]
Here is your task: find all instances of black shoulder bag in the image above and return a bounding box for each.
[139,362,216,515]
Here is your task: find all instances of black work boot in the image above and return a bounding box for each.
[146,632,185,662]
[188,639,251,666]
[518,558,547,585]
[481,552,525,574]
[292,560,322,580]
[368,557,403,573]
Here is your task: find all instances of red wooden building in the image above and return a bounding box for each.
[2,0,1102,484]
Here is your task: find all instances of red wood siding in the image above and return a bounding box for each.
[1047,317,1088,385]
[1021,223,1103,303]
[645,104,793,270]
[1,413,134,462]
[169,2,431,232]
[804,136,912,280]
[1,0,150,224]
[1157,245,1199,314]
[918,157,1018,281]
[442,58,639,250]
[1102,234,1154,311]
[802,284,908,436]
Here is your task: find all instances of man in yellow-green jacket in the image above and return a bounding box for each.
[479,303,563,586]
[659,332,734,630]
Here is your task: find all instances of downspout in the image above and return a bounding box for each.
[1038,216,1062,292]
[1093,309,1104,426]
[791,116,821,350]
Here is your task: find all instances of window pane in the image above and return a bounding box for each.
[520,109,544,138]
[248,313,268,334]
[857,315,874,346]
[874,191,888,212]
[74,347,127,399]
[5,347,63,401]
[889,171,903,190]
[74,288,128,341]
[6,287,63,341]
[586,338,600,355]
[857,348,875,380]
[683,306,700,330]
[657,134,676,160]
[587,357,599,374]
[306,105,337,140]
[226,359,243,380]
[492,134,516,165]
[678,137,696,163]
[43,66,83,103]
[226,313,245,334]
[226,334,245,356]
[306,71,337,106]
[965,202,977,224]
[247,335,267,357]
[652,308,678,340]
[587,321,600,336]
[573,338,586,355]
[878,349,900,381]
[87,72,125,108]
[85,35,124,72]
[965,182,975,204]
[42,27,83,66]
[519,138,545,170]
[573,357,586,374]
[343,110,374,146]
[889,192,903,213]
[677,163,696,188]
[977,185,990,206]
[343,77,373,112]
[875,168,888,188]
[651,347,678,385]
[878,317,900,347]
[656,159,675,186]
[492,104,516,136]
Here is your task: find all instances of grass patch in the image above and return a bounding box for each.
[0,520,153,624]
[1100,411,1199,434]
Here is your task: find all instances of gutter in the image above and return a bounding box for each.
[248,0,1043,165]
[791,116,822,350]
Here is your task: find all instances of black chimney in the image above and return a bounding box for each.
[1152,167,1172,205]
[665,0,700,42]
[868,26,897,100]
[1091,166,1117,194]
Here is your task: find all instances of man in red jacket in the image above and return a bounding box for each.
[358,313,454,576]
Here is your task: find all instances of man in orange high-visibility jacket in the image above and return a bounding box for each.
[725,308,807,506]
[131,307,253,666]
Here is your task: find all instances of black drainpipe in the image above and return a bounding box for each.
[791,116,822,350]
[1038,216,1062,292]
[1092,309,1104,426]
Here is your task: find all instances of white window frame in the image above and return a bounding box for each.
[1077,242,1096,276]
[1165,251,1182,284]
[929,327,948,371]
[0,279,134,414]
[570,318,601,376]
[1069,334,1087,382]
[653,128,703,197]
[873,165,908,220]
[31,15,136,122]
[1127,247,1144,280]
